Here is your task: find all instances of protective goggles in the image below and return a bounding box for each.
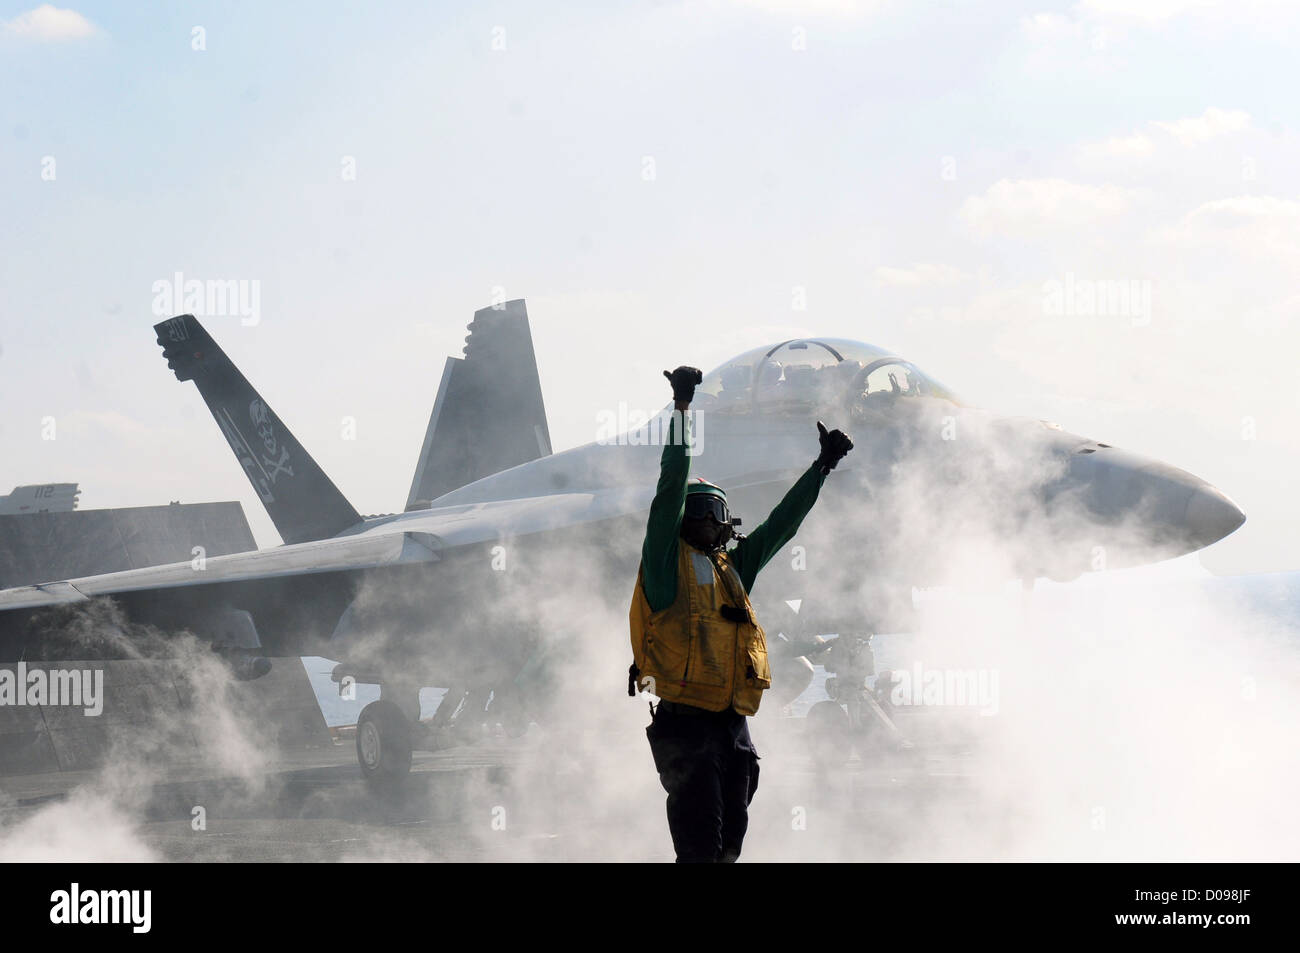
[684,494,729,524]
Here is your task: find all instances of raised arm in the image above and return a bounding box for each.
[732,420,853,592]
[639,366,702,612]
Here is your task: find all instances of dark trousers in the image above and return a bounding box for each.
[646,704,760,863]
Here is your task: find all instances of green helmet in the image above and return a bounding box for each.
[685,477,727,501]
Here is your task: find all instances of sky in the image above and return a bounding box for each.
[1,0,1297,572]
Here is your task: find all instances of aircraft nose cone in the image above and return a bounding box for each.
[1183,483,1246,550]
[1049,446,1247,569]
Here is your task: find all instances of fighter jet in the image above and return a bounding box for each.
[0,484,80,515]
[0,302,1245,783]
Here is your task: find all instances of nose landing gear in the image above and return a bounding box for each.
[806,632,913,769]
[356,699,413,787]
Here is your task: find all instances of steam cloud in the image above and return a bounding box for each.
[1,414,1294,863]
[0,600,273,862]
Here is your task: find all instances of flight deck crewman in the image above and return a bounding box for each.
[629,364,854,863]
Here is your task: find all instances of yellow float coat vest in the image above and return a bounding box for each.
[629,543,772,715]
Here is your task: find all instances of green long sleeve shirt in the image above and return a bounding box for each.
[640,412,827,612]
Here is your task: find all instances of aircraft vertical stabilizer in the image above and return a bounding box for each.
[406,299,552,509]
[154,314,363,544]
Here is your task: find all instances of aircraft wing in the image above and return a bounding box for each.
[0,488,650,613]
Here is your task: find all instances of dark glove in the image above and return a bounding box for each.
[663,366,703,403]
[815,420,853,474]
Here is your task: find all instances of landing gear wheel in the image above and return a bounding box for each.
[807,700,852,769]
[357,700,412,787]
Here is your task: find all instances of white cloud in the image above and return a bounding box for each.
[1152,107,1252,144]
[874,263,972,286]
[1076,109,1250,164]
[960,178,1140,237]
[1141,194,1300,310]
[1182,194,1300,226]
[1018,11,1109,76]
[1168,195,1300,260]
[1,4,98,40]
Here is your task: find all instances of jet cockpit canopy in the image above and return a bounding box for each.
[692,338,957,417]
